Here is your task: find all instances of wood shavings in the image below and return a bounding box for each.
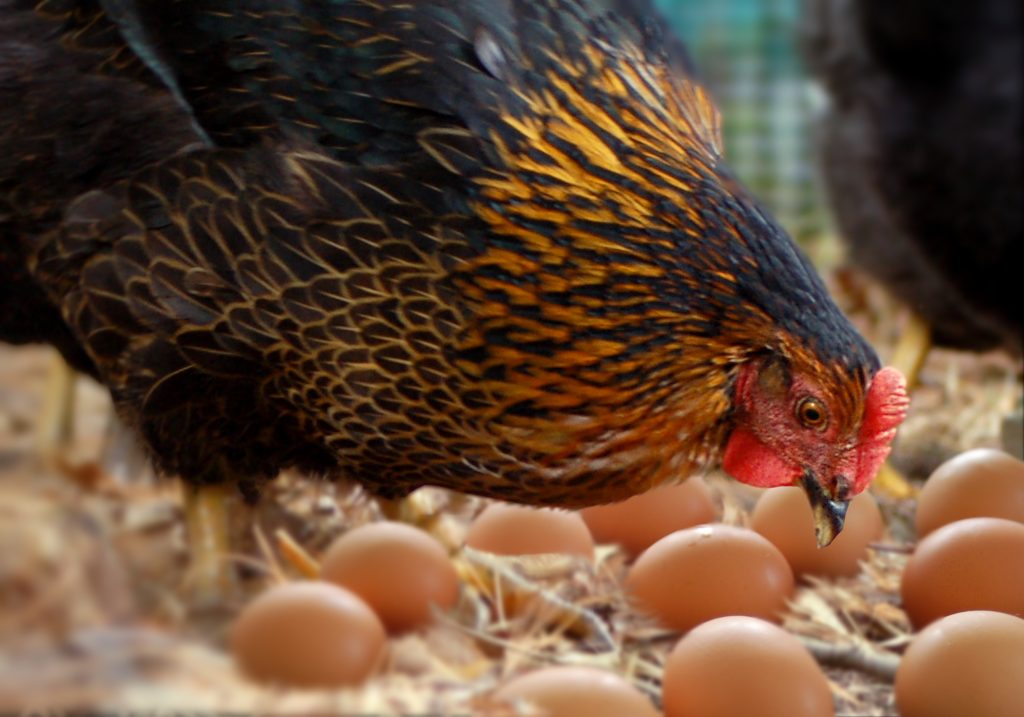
[800,637,900,680]
[1,289,1019,717]
[455,548,616,652]
[273,527,320,579]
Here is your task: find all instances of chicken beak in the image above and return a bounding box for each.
[800,471,849,547]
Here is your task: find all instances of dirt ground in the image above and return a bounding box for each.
[0,273,1020,715]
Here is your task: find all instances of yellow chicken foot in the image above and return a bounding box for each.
[181,482,238,609]
[101,414,154,485]
[35,350,76,457]
[376,489,469,549]
[376,492,431,525]
[872,312,931,500]
[889,311,932,393]
[872,461,917,500]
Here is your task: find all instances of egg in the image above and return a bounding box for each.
[493,666,660,717]
[320,521,459,634]
[750,487,884,578]
[900,517,1024,628]
[915,448,1024,537]
[625,524,794,632]
[895,610,1024,717]
[230,581,387,687]
[662,616,834,717]
[464,503,594,558]
[580,478,716,558]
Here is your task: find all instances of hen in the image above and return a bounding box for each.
[6,0,906,595]
[0,1,197,365]
[803,0,1022,357]
[1,0,200,454]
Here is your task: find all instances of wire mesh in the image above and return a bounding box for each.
[657,0,826,242]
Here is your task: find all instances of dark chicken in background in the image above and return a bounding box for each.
[0,1,198,371]
[803,0,1022,359]
[1,0,200,450]
[2,0,906,599]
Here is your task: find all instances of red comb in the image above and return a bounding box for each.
[854,366,910,493]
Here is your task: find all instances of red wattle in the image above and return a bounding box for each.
[722,427,800,488]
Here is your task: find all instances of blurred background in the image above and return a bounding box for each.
[657,0,825,243]
[1,1,1020,712]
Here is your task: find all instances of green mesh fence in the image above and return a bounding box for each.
[656,0,825,242]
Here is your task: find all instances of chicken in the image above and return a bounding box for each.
[1,0,197,359]
[8,0,905,595]
[803,0,1022,363]
[1,0,200,450]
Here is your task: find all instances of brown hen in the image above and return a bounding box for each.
[6,0,906,597]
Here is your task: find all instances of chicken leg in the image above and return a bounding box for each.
[35,349,76,457]
[101,413,154,485]
[889,311,932,393]
[181,482,238,609]
[872,312,931,499]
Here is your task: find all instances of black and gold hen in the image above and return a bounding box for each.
[8,0,906,596]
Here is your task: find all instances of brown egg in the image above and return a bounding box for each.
[901,517,1024,628]
[464,503,594,559]
[625,524,794,632]
[662,616,834,717]
[915,448,1024,537]
[230,581,386,687]
[751,487,884,578]
[580,478,716,558]
[320,521,459,634]
[493,666,661,717]
[895,611,1024,717]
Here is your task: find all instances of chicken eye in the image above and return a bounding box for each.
[796,397,828,430]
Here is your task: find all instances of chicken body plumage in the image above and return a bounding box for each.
[803,0,1022,352]
[1,0,198,373]
[11,0,905,534]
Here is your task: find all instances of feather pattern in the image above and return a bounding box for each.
[1,0,198,372]
[23,0,884,505]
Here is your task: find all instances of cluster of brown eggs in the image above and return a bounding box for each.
[231,521,460,686]
[229,449,1024,716]
[894,449,1024,717]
